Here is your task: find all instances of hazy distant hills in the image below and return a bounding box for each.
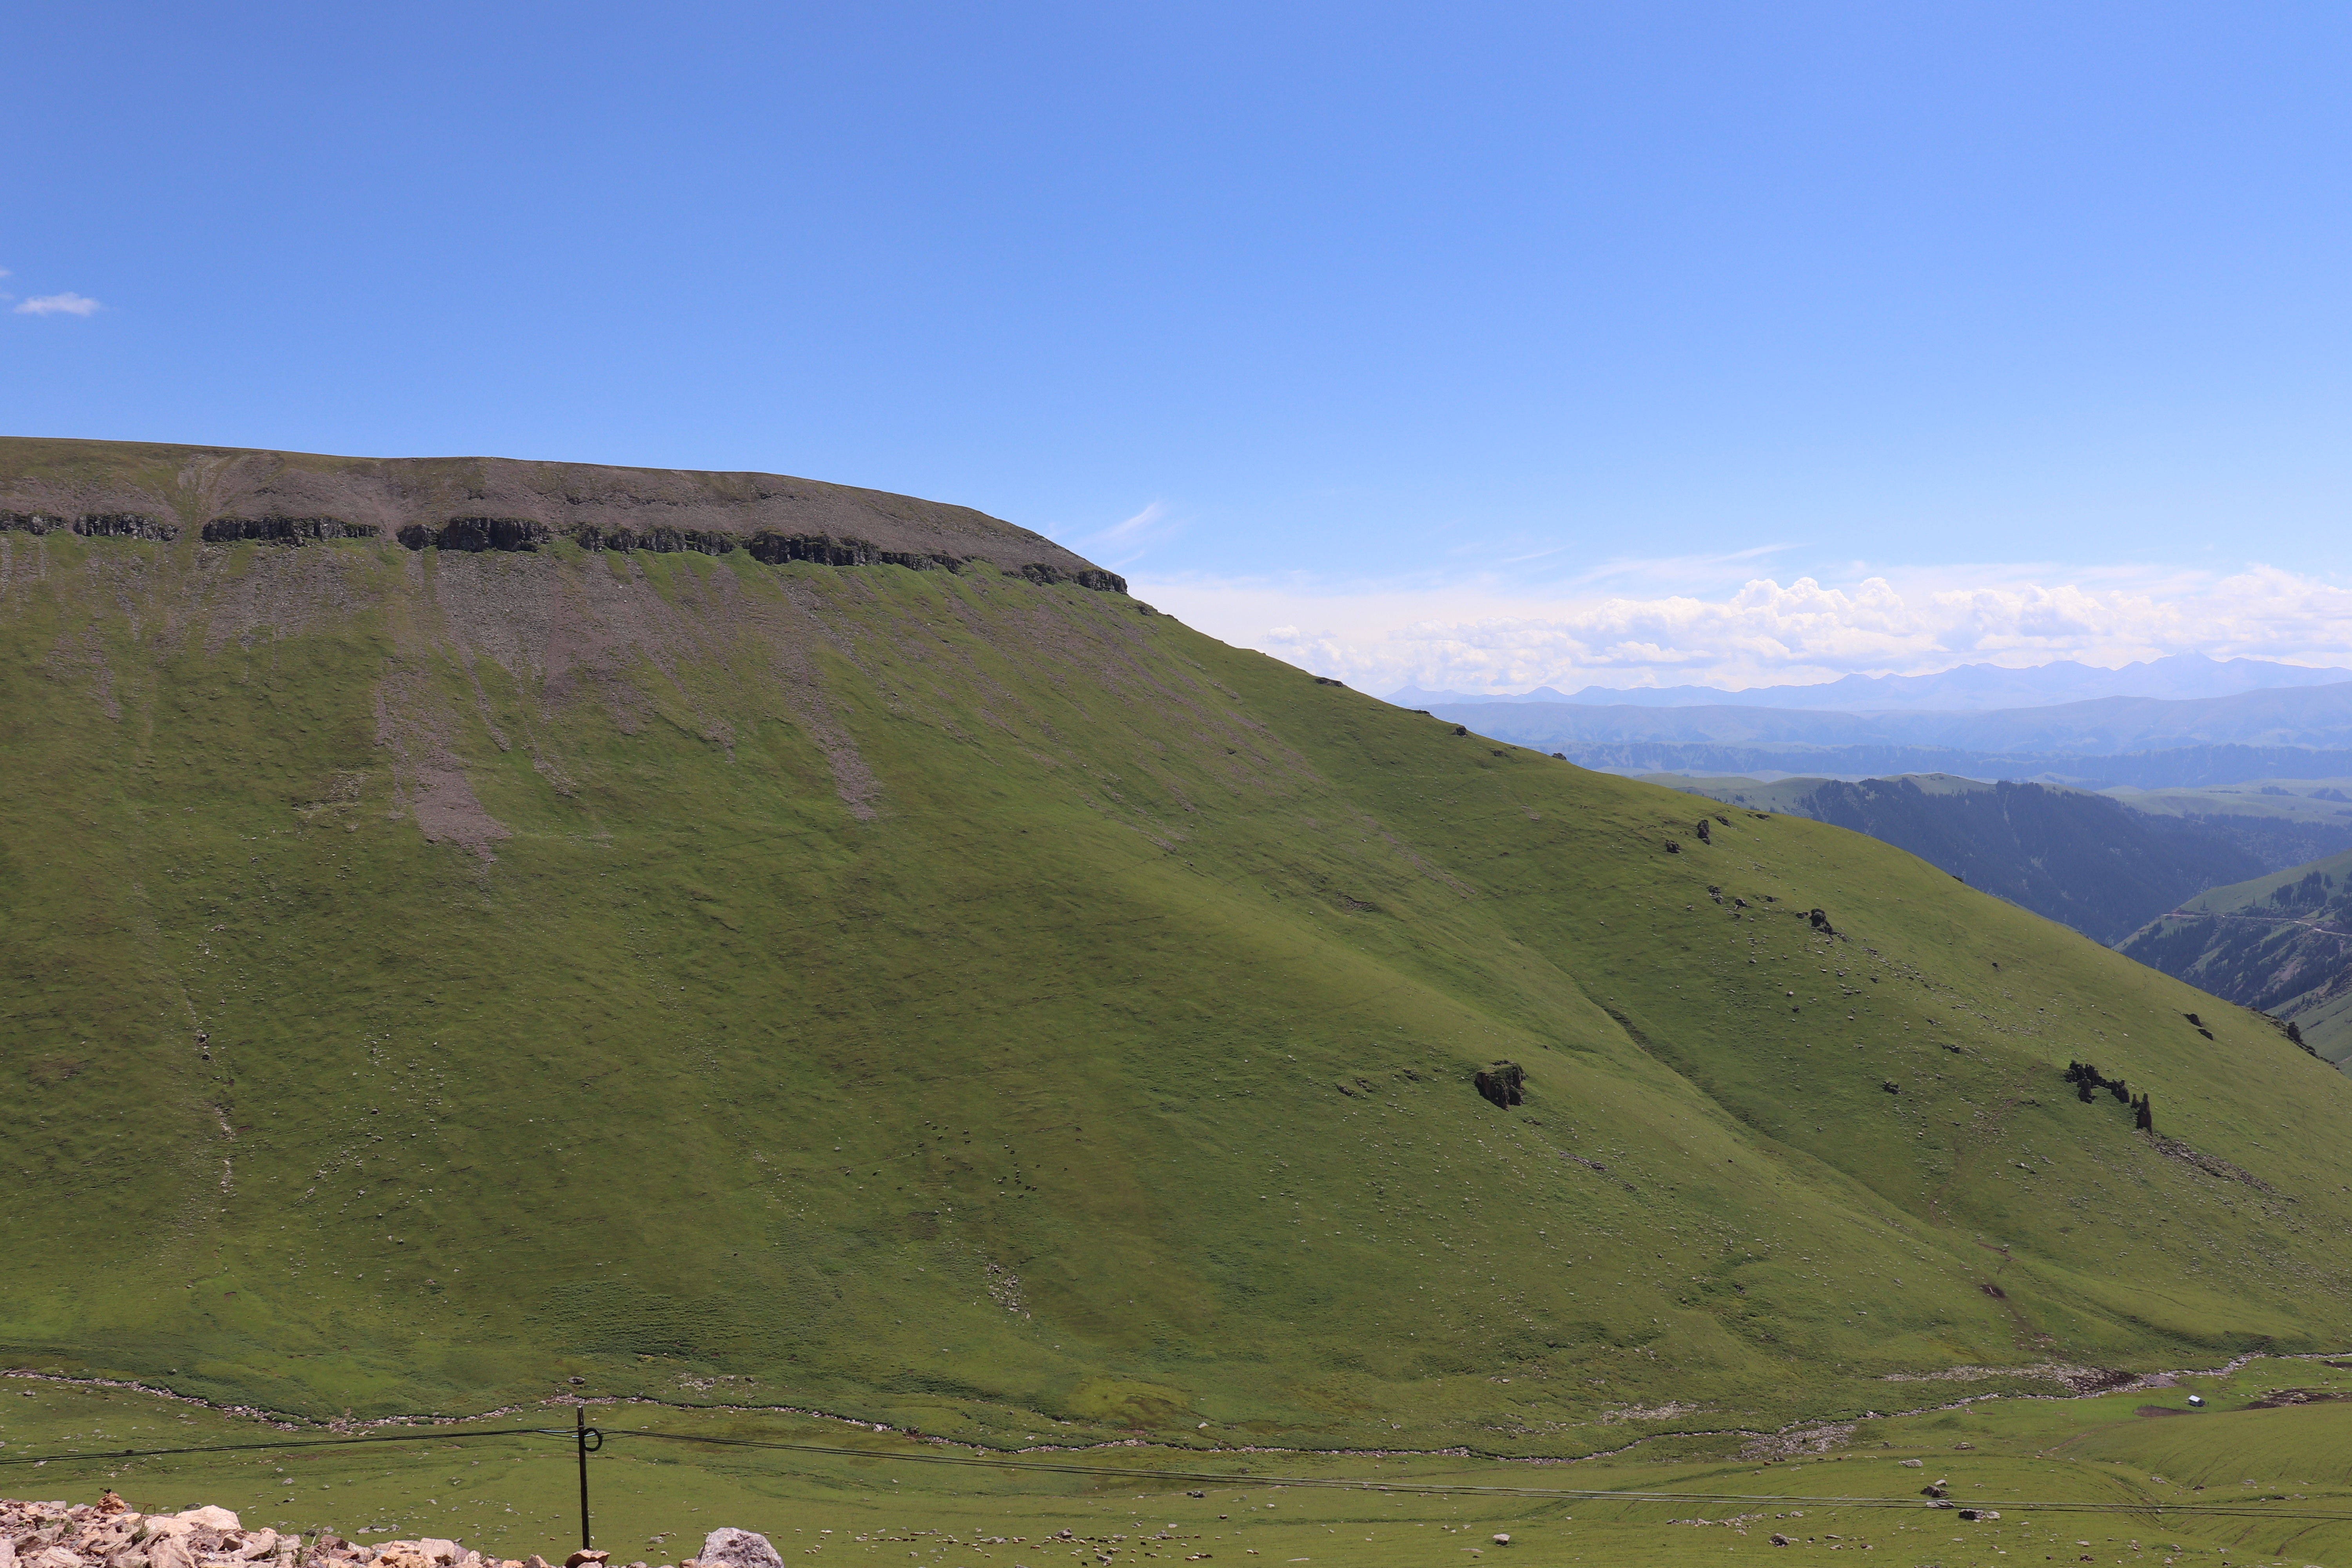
[1392,652,2352,713]
[1415,681,2352,788]
[1423,681,2352,755]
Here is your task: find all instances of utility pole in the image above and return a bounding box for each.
[575,1405,602,1552]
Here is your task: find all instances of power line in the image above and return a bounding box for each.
[0,1427,560,1468]
[7,1423,2347,1525]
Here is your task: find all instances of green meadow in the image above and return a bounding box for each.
[5,488,2352,1463]
[11,1363,2352,1566]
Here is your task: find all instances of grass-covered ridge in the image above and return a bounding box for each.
[0,435,1097,578]
[1641,771,2310,946]
[4,508,2350,1450]
[2122,845,2352,1064]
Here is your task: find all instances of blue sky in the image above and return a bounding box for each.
[7,2,2350,690]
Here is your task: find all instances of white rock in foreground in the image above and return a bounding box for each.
[697,1530,782,1568]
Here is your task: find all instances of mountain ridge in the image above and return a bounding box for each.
[7,439,2352,1457]
[0,436,1108,581]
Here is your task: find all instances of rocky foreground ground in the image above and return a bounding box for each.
[0,1499,789,1568]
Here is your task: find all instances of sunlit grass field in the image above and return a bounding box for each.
[13,1360,2352,1566]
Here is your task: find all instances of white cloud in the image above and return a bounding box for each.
[15,292,102,317]
[1130,563,2352,694]
[1085,501,1186,561]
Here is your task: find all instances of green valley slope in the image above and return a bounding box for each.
[5,440,2352,1456]
[1644,771,2323,944]
[2121,848,2352,1065]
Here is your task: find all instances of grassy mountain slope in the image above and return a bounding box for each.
[1644,773,2289,945]
[2120,848,2352,1065]
[5,456,2352,1454]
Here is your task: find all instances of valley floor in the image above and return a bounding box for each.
[12,1362,2352,1566]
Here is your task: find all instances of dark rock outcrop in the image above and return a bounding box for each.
[1474,1061,1526,1108]
[1016,560,1127,592]
[372,514,1134,593]
[202,515,381,544]
[572,522,737,555]
[401,517,556,552]
[73,512,180,540]
[3,510,180,541]
[744,530,967,571]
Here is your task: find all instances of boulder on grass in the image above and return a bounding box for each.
[697,1534,781,1568]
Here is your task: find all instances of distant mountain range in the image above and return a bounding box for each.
[1512,743,2352,790]
[1417,681,2352,785]
[1390,652,2352,713]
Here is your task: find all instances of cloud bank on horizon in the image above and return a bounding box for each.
[1131,563,2352,695]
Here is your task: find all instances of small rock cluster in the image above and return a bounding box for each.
[0,1499,781,1568]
